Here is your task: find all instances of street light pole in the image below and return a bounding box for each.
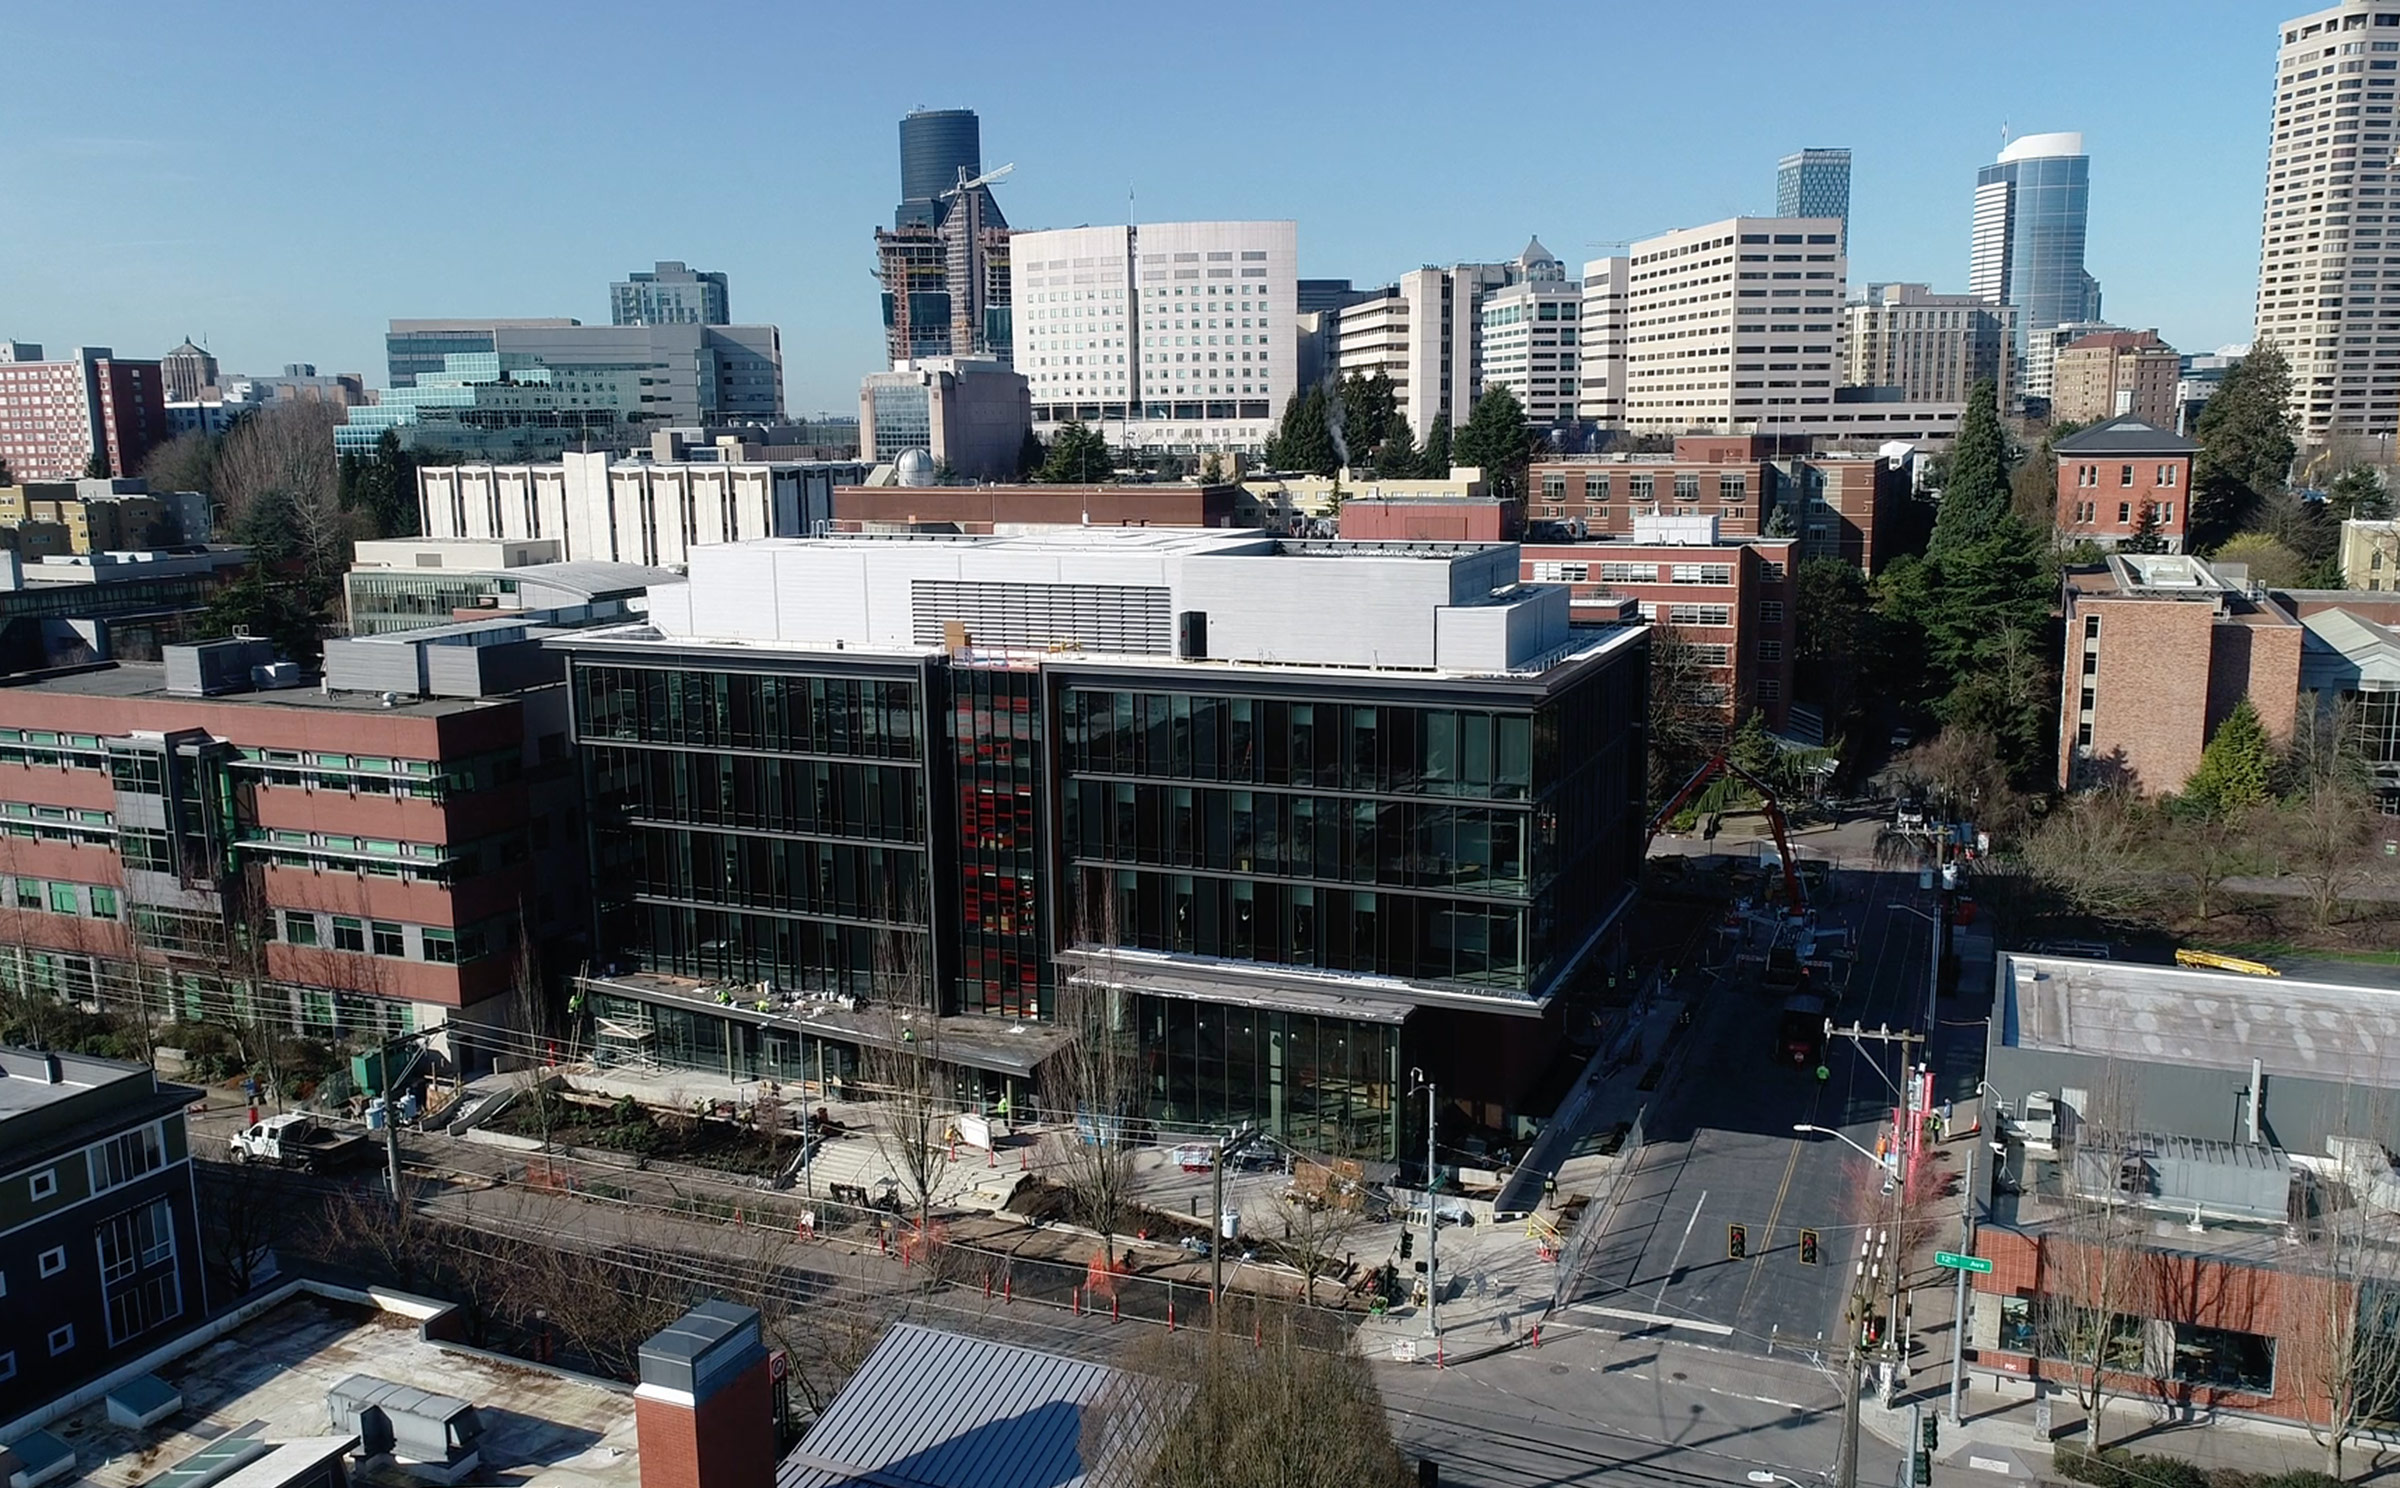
[1948,1137,1977,1428]
[1411,1067,1440,1344]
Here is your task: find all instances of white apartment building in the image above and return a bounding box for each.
[417,451,869,567]
[1622,217,1847,434]
[1335,260,1519,441]
[1011,220,1297,456]
[1843,284,2016,404]
[2257,0,2400,439]
[1578,257,1630,428]
[1476,240,1580,429]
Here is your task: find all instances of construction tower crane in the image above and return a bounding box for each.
[943,162,1015,203]
[1646,753,1807,913]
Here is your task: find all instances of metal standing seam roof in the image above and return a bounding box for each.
[2001,954,2400,1087]
[774,1324,1134,1488]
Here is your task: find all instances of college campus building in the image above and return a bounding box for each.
[1522,518,1798,734]
[2052,415,2198,552]
[0,631,589,1044]
[858,357,1032,481]
[352,321,785,459]
[1967,952,2400,1428]
[1526,437,1917,575]
[341,538,675,636]
[1476,241,1582,431]
[1012,221,1299,458]
[553,529,1647,1160]
[0,345,168,484]
[415,448,869,566]
[611,261,730,327]
[1336,258,1526,443]
[2051,330,2183,428]
[0,1047,205,1421]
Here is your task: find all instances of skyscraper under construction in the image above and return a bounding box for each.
[876,108,1013,368]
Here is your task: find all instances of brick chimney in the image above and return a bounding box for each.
[635,1301,778,1488]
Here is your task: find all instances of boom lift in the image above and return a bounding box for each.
[1646,753,1807,914]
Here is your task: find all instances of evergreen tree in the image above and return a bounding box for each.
[2119,500,2169,554]
[1929,380,2011,558]
[2326,464,2392,521]
[2191,342,2296,549]
[2183,698,2275,814]
[1374,420,1422,480]
[1268,387,1338,477]
[1016,429,1046,479]
[1198,453,1226,484]
[1340,372,1399,462]
[84,449,111,479]
[1764,502,1797,537]
[0,457,12,486]
[1453,387,1535,501]
[1422,414,1452,477]
[1037,420,1115,482]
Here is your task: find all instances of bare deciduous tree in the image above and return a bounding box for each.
[195,1151,298,1296]
[2041,1076,2154,1448]
[2018,791,2175,928]
[1081,1303,1415,1488]
[1044,887,1141,1267]
[2269,778,2379,931]
[1269,1170,1369,1307]
[859,919,951,1258]
[2289,1124,2400,1477]
[216,403,347,574]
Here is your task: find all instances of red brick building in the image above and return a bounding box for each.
[0,633,579,1042]
[2059,553,2303,793]
[831,482,1244,533]
[2054,415,2198,553]
[0,345,167,482]
[1530,437,1915,576]
[1336,496,1518,542]
[1521,522,1797,733]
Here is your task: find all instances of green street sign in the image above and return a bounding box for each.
[1935,1250,1993,1274]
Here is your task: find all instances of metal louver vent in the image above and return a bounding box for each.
[911,580,1171,654]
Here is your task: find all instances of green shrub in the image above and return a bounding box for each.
[2256,1474,2345,1488]
[2137,1456,2211,1488]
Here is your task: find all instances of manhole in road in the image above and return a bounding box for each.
[1670,1371,1688,1381]
[1549,1365,1569,1375]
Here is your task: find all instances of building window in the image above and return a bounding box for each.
[2158,463,2179,487]
[1759,601,1785,623]
[2170,1323,2276,1394]
[1584,475,1607,501]
[333,917,365,952]
[1543,473,1565,501]
[283,911,318,946]
[2159,503,2174,526]
[2077,464,2097,487]
[90,1124,163,1193]
[1757,679,1781,701]
[46,1326,72,1357]
[39,1246,66,1278]
[47,882,77,915]
[1758,640,1784,662]
[371,921,406,958]
[2118,502,2133,524]
[89,887,118,919]
[2084,614,2101,639]
[1719,473,1747,502]
[2120,464,2136,487]
[29,1168,55,1200]
[1674,473,1701,502]
[423,928,458,964]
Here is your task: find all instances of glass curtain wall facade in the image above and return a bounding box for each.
[1055,677,1640,995]
[574,660,937,1004]
[1977,149,2101,357]
[950,662,1048,1018]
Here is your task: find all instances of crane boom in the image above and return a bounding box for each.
[1645,753,1806,912]
[944,162,1016,198]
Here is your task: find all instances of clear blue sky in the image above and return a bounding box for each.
[0,0,2280,414]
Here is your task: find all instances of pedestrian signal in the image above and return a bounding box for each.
[1727,1223,1748,1260]
[1799,1228,1820,1265]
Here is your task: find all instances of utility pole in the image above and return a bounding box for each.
[1948,1138,1977,1427]
[379,1027,435,1202]
[1210,1124,1260,1320]
[1425,1077,1441,1342]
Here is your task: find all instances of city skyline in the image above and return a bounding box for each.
[0,0,2278,413]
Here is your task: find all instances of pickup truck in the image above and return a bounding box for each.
[228,1113,370,1171]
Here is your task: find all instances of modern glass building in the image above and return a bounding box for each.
[1970,133,2102,398]
[611,262,729,327]
[1776,148,1852,230]
[554,530,1648,1159]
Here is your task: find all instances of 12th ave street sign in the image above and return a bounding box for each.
[1935,1250,1993,1274]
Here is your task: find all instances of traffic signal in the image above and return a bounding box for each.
[1799,1228,1820,1266]
[1923,1416,1940,1455]
[1727,1223,1748,1260]
[1914,1450,1932,1487]
[1400,1229,1414,1259]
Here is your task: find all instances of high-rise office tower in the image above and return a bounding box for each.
[1969,132,2102,401]
[2257,1,2400,439]
[1777,149,1852,230]
[612,262,729,326]
[1621,217,1847,433]
[877,108,1013,368]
